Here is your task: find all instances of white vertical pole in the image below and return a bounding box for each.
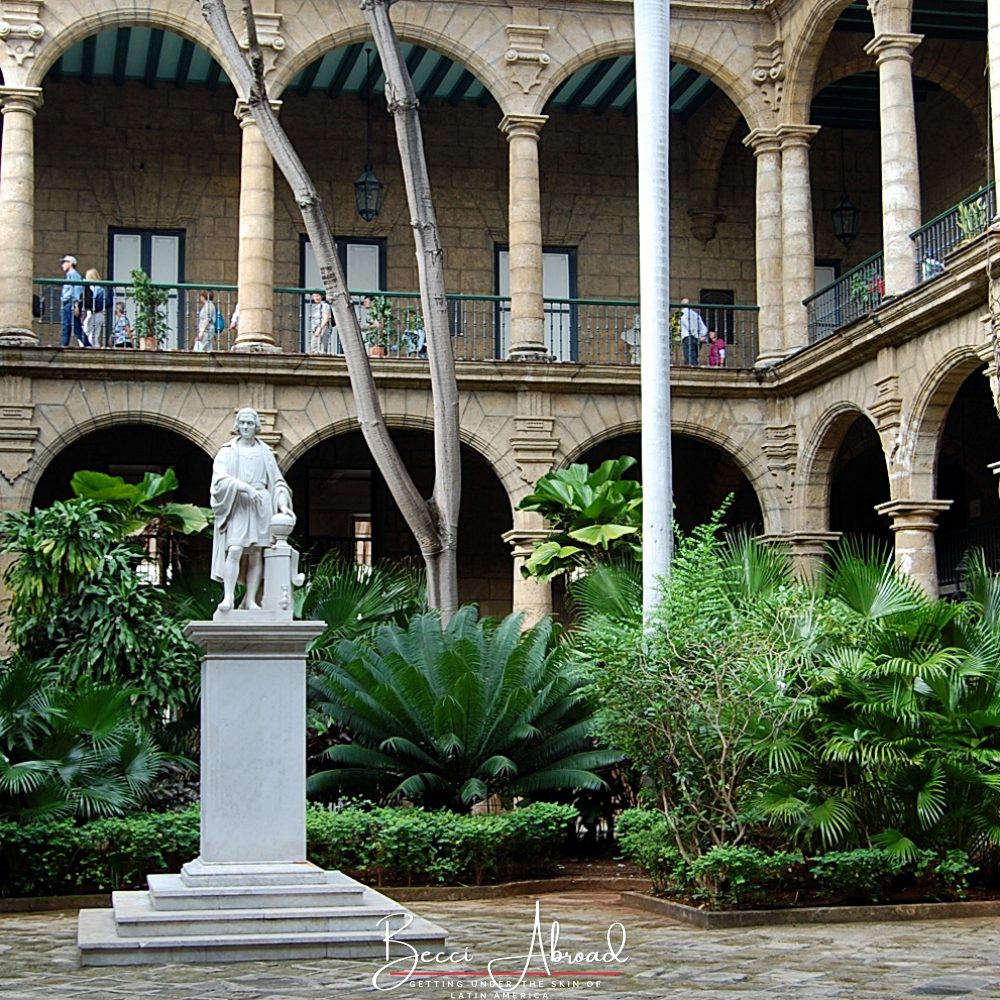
[635,0,672,615]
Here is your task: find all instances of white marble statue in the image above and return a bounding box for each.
[211,407,293,612]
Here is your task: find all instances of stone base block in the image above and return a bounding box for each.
[180,858,329,887]
[78,870,447,966]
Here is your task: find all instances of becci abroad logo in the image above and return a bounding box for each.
[372,900,629,992]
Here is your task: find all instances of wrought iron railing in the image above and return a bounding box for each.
[936,522,1000,592]
[912,182,996,284]
[32,280,758,368]
[33,278,238,351]
[804,252,885,344]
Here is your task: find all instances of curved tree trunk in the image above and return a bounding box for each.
[200,0,461,623]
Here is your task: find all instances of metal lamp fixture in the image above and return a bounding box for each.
[354,46,384,223]
[831,117,859,250]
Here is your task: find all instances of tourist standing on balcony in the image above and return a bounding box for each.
[193,290,217,352]
[59,255,91,347]
[309,291,332,354]
[679,297,707,366]
[110,302,133,348]
[707,329,726,368]
[82,268,107,348]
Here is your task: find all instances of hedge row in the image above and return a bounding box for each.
[0,801,578,897]
[616,809,979,909]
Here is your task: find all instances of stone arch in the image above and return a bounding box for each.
[562,417,778,533]
[282,411,518,515]
[24,409,214,504]
[784,0,863,125]
[267,21,506,108]
[798,401,886,532]
[27,9,219,88]
[535,37,757,132]
[905,346,986,501]
[812,46,989,150]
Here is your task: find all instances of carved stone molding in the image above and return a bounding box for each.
[761,423,796,506]
[0,1,45,68]
[751,41,785,115]
[238,12,285,79]
[510,415,558,486]
[504,24,550,95]
[0,402,38,483]
[870,373,902,433]
[688,208,724,244]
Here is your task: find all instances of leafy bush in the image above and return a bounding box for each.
[516,457,642,582]
[616,809,980,909]
[0,807,200,896]
[576,518,826,862]
[0,802,577,896]
[0,491,202,732]
[309,607,618,811]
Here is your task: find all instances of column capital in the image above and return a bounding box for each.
[864,32,923,63]
[499,114,547,140]
[234,99,282,128]
[875,498,952,531]
[0,86,42,116]
[775,123,821,148]
[501,527,551,558]
[743,127,782,156]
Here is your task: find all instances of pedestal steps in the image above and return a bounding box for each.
[146,871,365,910]
[78,871,447,966]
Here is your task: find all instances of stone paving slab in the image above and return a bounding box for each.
[4,890,1000,998]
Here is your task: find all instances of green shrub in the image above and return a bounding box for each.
[808,847,909,903]
[0,807,199,896]
[615,808,686,896]
[689,845,804,908]
[0,802,578,897]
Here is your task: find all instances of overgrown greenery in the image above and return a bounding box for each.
[1,493,202,732]
[308,606,618,811]
[572,506,1000,902]
[0,801,577,896]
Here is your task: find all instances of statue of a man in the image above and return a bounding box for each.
[211,407,293,612]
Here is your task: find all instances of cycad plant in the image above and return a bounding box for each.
[308,607,618,811]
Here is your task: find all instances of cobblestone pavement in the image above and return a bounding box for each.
[4,890,1000,999]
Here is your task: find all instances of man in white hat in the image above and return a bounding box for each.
[59,255,90,347]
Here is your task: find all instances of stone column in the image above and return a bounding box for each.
[0,87,43,346]
[743,128,783,364]
[233,101,279,354]
[502,512,553,628]
[777,124,820,354]
[762,531,842,586]
[864,32,922,295]
[499,114,549,361]
[991,6,1000,198]
[874,499,952,599]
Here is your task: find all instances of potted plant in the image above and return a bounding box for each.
[402,305,426,358]
[957,196,989,243]
[364,295,395,357]
[130,268,169,351]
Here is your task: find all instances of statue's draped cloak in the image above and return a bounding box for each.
[210,437,291,583]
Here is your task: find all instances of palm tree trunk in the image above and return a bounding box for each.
[200,0,460,622]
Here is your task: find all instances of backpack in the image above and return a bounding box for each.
[93,288,106,313]
[215,309,225,333]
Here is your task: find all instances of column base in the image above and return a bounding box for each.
[0,327,38,346]
[232,339,282,354]
[507,347,554,362]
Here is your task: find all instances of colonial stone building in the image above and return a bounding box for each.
[0,0,997,620]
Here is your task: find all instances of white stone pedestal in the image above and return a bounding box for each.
[78,616,446,965]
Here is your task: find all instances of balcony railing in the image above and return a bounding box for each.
[804,252,885,344]
[33,280,759,369]
[937,521,1000,592]
[912,182,996,285]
